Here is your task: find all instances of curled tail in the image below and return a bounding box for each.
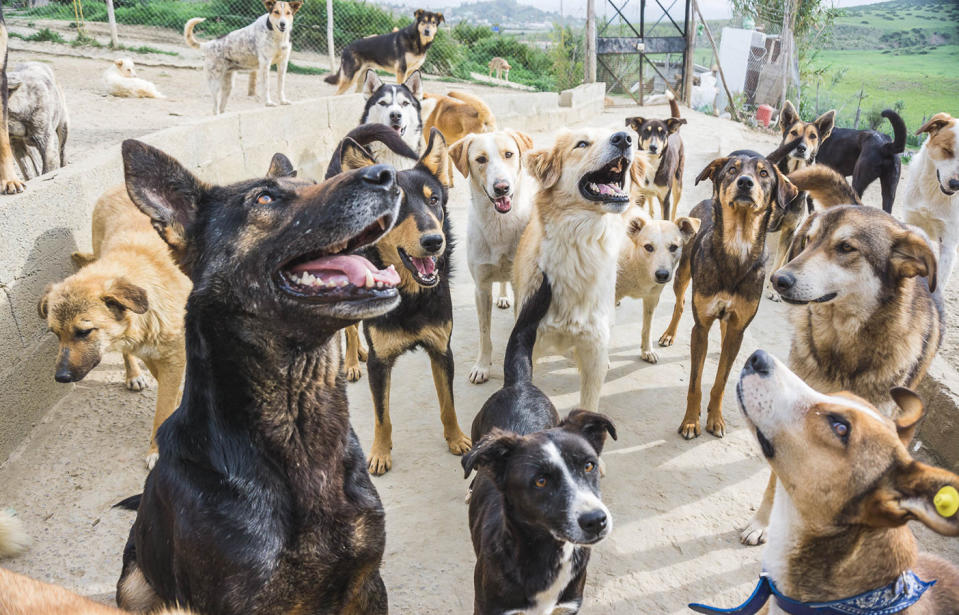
[787,164,862,207]
[184,18,205,50]
[325,123,419,178]
[504,275,552,388]
[666,89,681,119]
[882,109,906,155]
[323,70,339,85]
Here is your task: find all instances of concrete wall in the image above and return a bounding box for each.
[0,84,605,461]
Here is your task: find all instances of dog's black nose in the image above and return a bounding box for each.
[493,181,510,196]
[949,178,959,191]
[610,131,631,152]
[55,368,76,383]
[389,111,402,123]
[420,234,444,253]
[578,509,608,535]
[359,164,395,188]
[795,143,806,154]
[424,29,431,36]
[744,350,772,376]
[771,270,795,292]
[655,269,670,283]
[648,144,658,154]
[737,176,754,191]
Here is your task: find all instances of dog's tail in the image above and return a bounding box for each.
[0,509,29,559]
[113,494,142,511]
[447,91,496,131]
[184,18,205,50]
[787,164,862,207]
[325,123,419,178]
[323,69,340,85]
[666,89,681,119]
[882,109,907,155]
[503,275,552,388]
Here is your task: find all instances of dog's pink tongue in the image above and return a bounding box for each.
[494,196,512,213]
[597,184,618,196]
[290,255,400,286]
[411,256,436,276]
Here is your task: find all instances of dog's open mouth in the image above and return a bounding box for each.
[391,122,406,137]
[491,194,512,213]
[397,247,439,286]
[277,214,399,302]
[579,157,629,203]
[779,292,837,305]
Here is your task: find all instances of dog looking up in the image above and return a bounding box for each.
[626,90,686,220]
[6,62,68,179]
[103,58,164,98]
[184,0,301,114]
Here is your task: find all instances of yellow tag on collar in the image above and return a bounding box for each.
[934,486,959,518]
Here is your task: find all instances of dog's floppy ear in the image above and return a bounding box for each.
[772,165,799,213]
[37,283,54,320]
[435,12,445,23]
[625,116,645,132]
[419,128,453,188]
[403,70,423,99]
[891,387,925,446]
[815,109,836,142]
[340,139,377,171]
[527,148,562,189]
[363,69,383,99]
[890,228,938,293]
[560,409,617,455]
[676,216,701,242]
[266,153,297,178]
[461,429,521,482]
[695,157,728,186]
[414,8,424,20]
[779,100,799,133]
[448,135,472,179]
[626,215,646,238]
[916,112,953,137]
[114,58,124,68]
[862,457,959,537]
[122,140,206,273]
[288,1,303,14]
[665,118,687,134]
[508,130,534,155]
[102,279,149,316]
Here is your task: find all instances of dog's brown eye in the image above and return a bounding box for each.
[575,141,589,149]
[644,244,654,252]
[810,134,817,140]
[584,461,595,473]
[759,169,769,178]
[837,241,855,254]
[669,244,678,252]
[475,156,487,164]
[429,195,439,206]
[257,194,273,205]
[75,328,95,338]
[504,151,513,159]
[791,130,799,136]
[534,476,547,488]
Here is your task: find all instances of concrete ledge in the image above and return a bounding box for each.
[917,357,959,473]
[559,82,606,108]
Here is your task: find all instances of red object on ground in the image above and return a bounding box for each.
[756,104,774,128]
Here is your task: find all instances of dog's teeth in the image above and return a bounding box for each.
[377,217,387,231]
[376,281,384,288]
[365,269,375,288]
[339,279,349,287]
[590,182,599,191]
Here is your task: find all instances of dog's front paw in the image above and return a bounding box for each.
[678,420,701,440]
[446,431,472,456]
[641,349,659,363]
[126,375,150,392]
[468,364,490,384]
[740,517,768,546]
[346,365,363,382]
[658,331,677,347]
[145,451,159,470]
[1,178,25,194]
[367,448,393,476]
[496,296,511,309]
[706,414,726,438]
[280,98,292,105]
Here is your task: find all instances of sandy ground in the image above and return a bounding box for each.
[0,51,956,613]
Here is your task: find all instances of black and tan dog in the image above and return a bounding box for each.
[115,140,401,614]
[658,151,797,439]
[325,9,444,95]
[626,91,686,220]
[0,5,25,194]
[332,126,472,475]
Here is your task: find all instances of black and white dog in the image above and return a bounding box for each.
[360,69,423,170]
[463,276,617,615]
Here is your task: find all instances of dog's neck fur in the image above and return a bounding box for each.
[712,199,770,272]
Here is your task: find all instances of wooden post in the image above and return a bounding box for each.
[585,0,597,83]
[105,0,119,48]
[692,0,739,121]
[854,87,865,129]
[683,4,696,104]
[326,0,336,72]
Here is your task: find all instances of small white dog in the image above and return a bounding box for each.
[449,130,535,384]
[184,0,302,114]
[103,58,164,99]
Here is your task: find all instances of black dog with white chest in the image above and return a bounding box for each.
[463,276,617,615]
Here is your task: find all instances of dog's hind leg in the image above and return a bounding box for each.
[878,163,900,214]
[469,280,494,384]
[576,336,609,412]
[741,472,776,545]
[704,319,748,438]
[428,342,472,455]
[123,354,149,392]
[257,60,274,106]
[659,254,691,346]
[34,131,59,174]
[344,324,364,382]
[661,189,672,220]
[247,71,257,97]
[216,73,234,114]
[143,354,185,470]
[366,347,396,476]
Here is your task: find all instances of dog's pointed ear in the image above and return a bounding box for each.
[341,139,377,171]
[527,148,561,189]
[786,211,816,261]
[102,279,149,316]
[560,410,617,455]
[779,100,799,133]
[267,153,297,178]
[625,116,644,132]
[414,8,424,20]
[695,157,728,186]
[403,70,423,99]
[815,109,836,142]
[665,118,687,134]
[122,140,206,272]
[772,166,799,213]
[916,113,953,137]
[508,130,534,155]
[676,216,701,242]
[862,458,959,537]
[363,69,383,99]
[263,0,276,12]
[448,135,472,179]
[890,228,938,293]
[420,128,453,188]
[288,1,303,14]
[461,429,521,482]
[891,387,926,446]
[37,283,54,320]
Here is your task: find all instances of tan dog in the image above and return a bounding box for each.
[616,207,699,364]
[39,186,190,469]
[422,90,495,147]
[728,350,959,614]
[514,128,638,411]
[103,58,164,99]
[487,56,511,81]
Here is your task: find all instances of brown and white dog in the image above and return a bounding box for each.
[626,91,686,220]
[422,90,495,147]
[514,128,637,412]
[731,350,959,614]
[0,5,26,194]
[487,56,511,81]
[901,113,959,291]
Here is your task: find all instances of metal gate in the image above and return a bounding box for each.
[597,0,693,105]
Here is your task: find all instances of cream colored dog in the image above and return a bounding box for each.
[103,58,164,98]
[514,128,641,411]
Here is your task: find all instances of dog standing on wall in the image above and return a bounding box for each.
[184,0,301,114]
[6,62,68,179]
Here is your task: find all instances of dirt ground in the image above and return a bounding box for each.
[0,50,956,614]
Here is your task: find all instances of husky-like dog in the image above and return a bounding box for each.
[360,69,424,171]
[6,62,69,179]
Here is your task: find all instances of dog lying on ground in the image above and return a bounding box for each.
[487,56,510,81]
[0,5,25,194]
[184,0,301,114]
[361,69,424,169]
[39,185,190,469]
[693,351,959,615]
[616,206,699,364]
[103,58,164,99]
[816,108,906,214]
[514,128,638,412]
[0,509,28,559]
[626,90,686,220]
[450,129,534,384]
[422,90,495,147]
[901,113,959,291]
[333,127,473,475]
[6,62,68,179]
[325,9,444,95]
[659,151,797,439]
[115,140,399,614]
[464,277,617,615]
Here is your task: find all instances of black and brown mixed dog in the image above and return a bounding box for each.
[626,91,686,220]
[115,140,402,614]
[0,5,25,194]
[464,276,617,615]
[325,9,444,95]
[332,125,472,475]
[659,151,797,439]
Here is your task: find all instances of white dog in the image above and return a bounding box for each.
[901,112,959,291]
[184,0,301,114]
[103,58,164,99]
[450,130,535,384]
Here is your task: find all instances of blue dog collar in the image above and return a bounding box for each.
[689,571,935,615]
